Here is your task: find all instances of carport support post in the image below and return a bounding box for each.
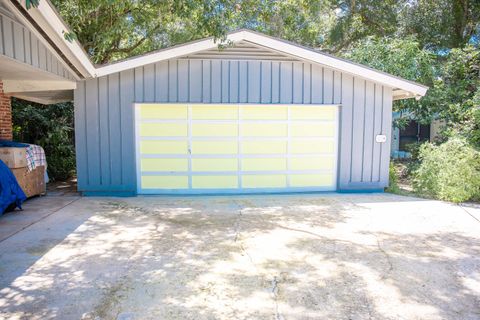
[0,81,12,141]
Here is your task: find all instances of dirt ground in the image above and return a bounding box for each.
[0,193,479,320]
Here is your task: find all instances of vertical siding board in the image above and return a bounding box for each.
[134,67,144,102]
[303,63,311,104]
[23,30,31,64]
[238,61,248,103]
[229,60,239,103]
[211,60,222,102]
[279,62,293,103]
[292,62,303,103]
[201,60,211,102]
[85,78,101,186]
[168,60,178,102]
[13,23,24,61]
[351,79,366,182]
[362,81,375,182]
[260,61,272,103]
[371,84,383,182]
[333,71,342,104]
[177,59,189,102]
[339,74,353,187]
[311,64,323,103]
[271,62,280,103]
[108,73,122,186]
[379,87,393,186]
[38,43,46,71]
[143,64,155,102]
[74,81,88,190]
[2,18,13,57]
[189,59,202,102]
[323,69,334,104]
[46,51,52,73]
[13,23,23,60]
[247,61,261,103]
[120,70,136,189]
[98,77,111,185]
[155,61,168,102]
[31,37,38,67]
[221,60,230,103]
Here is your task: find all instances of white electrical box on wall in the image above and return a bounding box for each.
[376,134,387,143]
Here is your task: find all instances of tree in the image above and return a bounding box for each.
[399,0,480,50]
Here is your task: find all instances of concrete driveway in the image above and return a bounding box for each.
[0,194,479,320]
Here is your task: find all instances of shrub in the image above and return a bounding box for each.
[413,137,480,203]
[386,162,400,193]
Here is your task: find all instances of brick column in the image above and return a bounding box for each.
[0,81,12,141]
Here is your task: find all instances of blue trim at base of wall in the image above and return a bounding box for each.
[82,191,137,197]
[81,189,385,197]
[338,188,385,193]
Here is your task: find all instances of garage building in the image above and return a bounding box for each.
[73,30,427,195]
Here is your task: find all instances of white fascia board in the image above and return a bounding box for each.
[94,31,248,77]
[2,79,76,93]
[28,0,96,77]
[241,32,428,96]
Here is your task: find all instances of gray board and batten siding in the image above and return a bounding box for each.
[0,6,77,81]
[75,50,392,195]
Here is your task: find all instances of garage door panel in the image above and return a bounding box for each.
[140,123,188,137]
[242,123,287,137]
[136,104,338,193]
[192,123,238,137]
[290,123,335,137]
[290,106,336,120]
[141,158,188,172]
[290,156,335,170]
[140,104,187,119]
[290,140,335,154]
[191,141,238,154]
[141,175,189,189]
[140,141,188,154]
[242,175,287,188]
[242,141,287,154]
[242,158,286,171]
[241,106,287,119]
[192,175,238,188]
[191,105,238,119]
[290,174,334,187]
[192,158,238,171]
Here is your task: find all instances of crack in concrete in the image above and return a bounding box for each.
[271,276,284,320]
[233,202,256,270]
[376,237,394,276]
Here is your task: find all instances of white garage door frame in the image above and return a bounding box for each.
[134,103,340,195]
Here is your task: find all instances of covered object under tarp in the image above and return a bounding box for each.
[0,159,26,214]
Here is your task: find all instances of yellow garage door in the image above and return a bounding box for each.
[135,104,338,194]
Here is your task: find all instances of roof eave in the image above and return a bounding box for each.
[10,0,96,79]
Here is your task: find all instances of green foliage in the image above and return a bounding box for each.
[386,162,400,193]
[12,99,75,181]
[425,46,480,147]
[413,137,480,203]
[399,0,480,50]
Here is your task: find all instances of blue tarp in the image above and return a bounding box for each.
[0,140,29,148]
[0,159,26,214]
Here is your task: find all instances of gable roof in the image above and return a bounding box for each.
[94,30,428,98]
[10,1,428,99]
